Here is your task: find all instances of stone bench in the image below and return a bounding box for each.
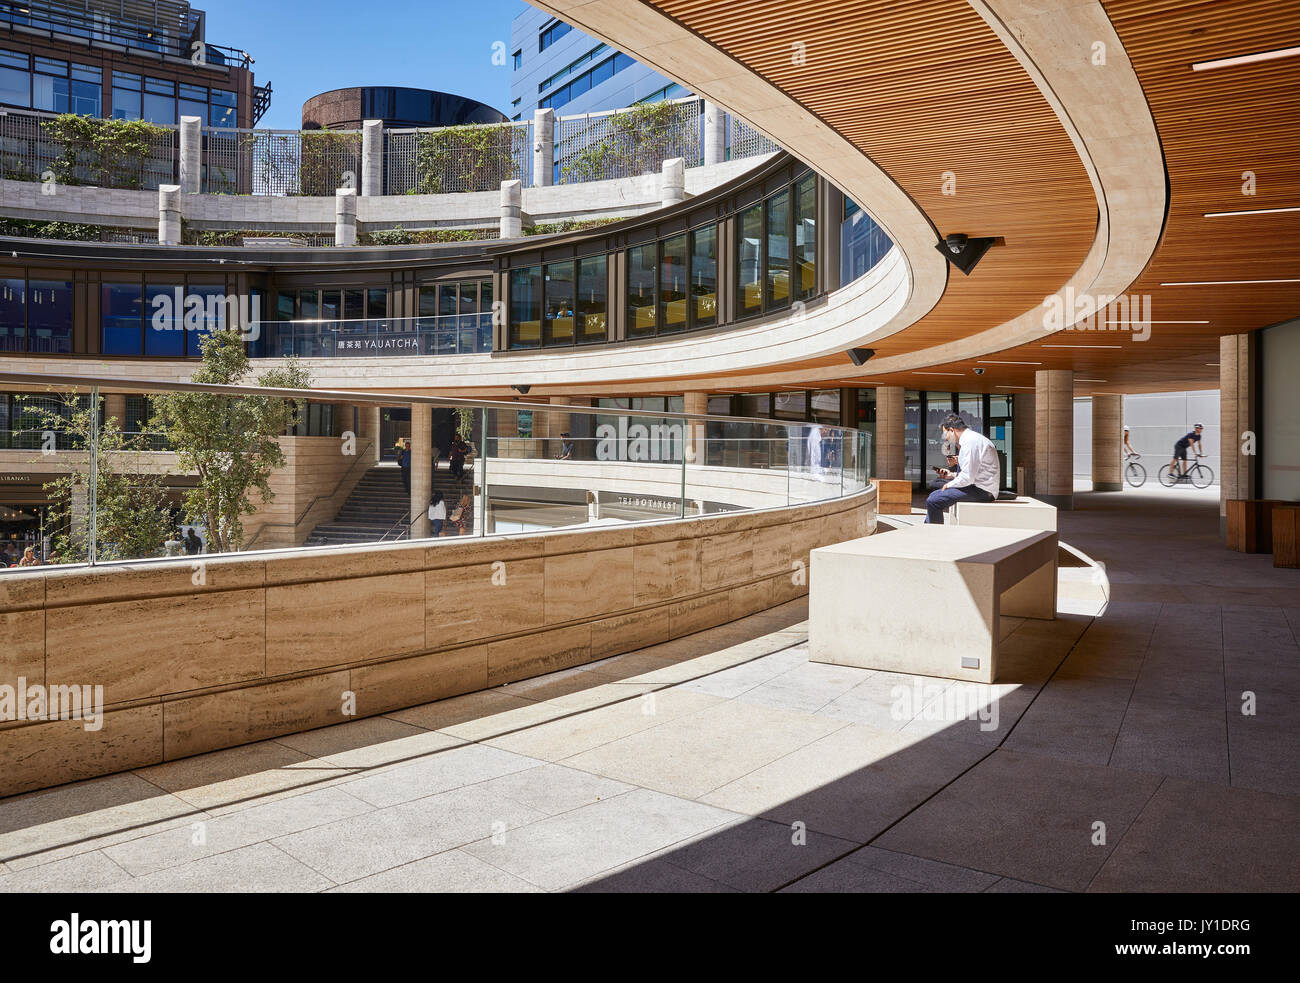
[809,524,1057,683]
[952,495,1057,531]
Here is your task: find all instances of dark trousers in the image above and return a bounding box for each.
[925,484,994,523]
[401,466,410,492]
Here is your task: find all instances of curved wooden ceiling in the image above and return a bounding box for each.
[536,0,1299,397]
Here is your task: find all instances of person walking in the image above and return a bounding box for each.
[398,438,411,492]
[925,413,1001,523]
[428,492,446,537]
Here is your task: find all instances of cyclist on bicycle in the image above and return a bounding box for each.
[1124,425,1137,458]
[1168,423,1204,479]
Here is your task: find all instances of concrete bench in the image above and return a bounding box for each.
[809,524,1058,683]
[952,495,1057,531]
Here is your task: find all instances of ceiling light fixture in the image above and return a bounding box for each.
[1203,206,1300,218]
[1191,45,1300,72]
[1077,379,1107,383]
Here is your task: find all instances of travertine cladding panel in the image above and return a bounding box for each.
[0,489,874,797]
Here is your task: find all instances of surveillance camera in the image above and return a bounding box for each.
[973,367,985,376]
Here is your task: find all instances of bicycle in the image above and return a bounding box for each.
[1158,455,1214,489]
[1124,452,1146,488]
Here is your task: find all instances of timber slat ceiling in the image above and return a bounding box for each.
[640,0,1300,396]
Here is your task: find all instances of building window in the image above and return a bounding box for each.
[658,233,688,335]
[738,204,763,316]
[112,71,142,120]
[691,225,718,329]
[577,255,607,344]
[765,188,791,309]
[627,243,657,339]
[794,173,817,299]
[539,21,571,52]
[102,283,145,355]
[0,49,30,108]
[143,76,176,125]
[144,284,185,357]
[544,261,575,345]
[513,50,522,70]
[841,196,893,285]
[509,266,543,349]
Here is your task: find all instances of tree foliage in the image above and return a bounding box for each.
[150,330,311,553]
[19,392,173,563]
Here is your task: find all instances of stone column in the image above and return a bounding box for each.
[1014,392,1036,494]
[661,157,685,207]
[683,391,707,464]
[158,185,181,246]
[533,108,554,187]
[875,386,904,480]
[410,403,432,539]
[1035,369,1074,509]
[103,393,127,430]
[500,179,522,238]
[1091,393,1123,491]
[357,404,381,464]
[178,116,202,194]
[361,120,383,197]
[703,101,725,166]
[1220,333,1257,532]
[335,187,357,247]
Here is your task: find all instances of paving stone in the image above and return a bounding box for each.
[340,742,541,809]
[329,848,544,893]
[111,842,334,893]
[461,787,739,891]
[1089,778,1300,892]
[272,783,547,884]
[873,750,1161,892]
[562,699,845,800]
[702,722,989,843]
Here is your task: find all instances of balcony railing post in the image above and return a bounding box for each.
[88,385,98,566]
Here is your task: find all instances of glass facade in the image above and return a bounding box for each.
[0,50,236,125]
[102,281,232,357]
[841,196,895,285]
[0,278,73,354]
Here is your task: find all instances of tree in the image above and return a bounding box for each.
[150,330,311,553]
[19,392,173,563]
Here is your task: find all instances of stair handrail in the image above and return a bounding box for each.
[244,437,377,550]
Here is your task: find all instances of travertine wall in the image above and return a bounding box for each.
[243,435,376,549]
[0,488,874,798]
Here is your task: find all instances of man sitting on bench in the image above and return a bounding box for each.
[925,413,1001,523]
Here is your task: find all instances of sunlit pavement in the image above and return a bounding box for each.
[1,487,1296,893]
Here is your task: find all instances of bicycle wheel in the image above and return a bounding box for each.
[1125,461,1146,487]
[1191,464,1214,489]
[1158,464,1177,487]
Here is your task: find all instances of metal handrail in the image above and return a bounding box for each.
[243,436,376,549]
[0,371,859,436]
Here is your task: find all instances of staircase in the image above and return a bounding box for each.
[302,463,475,547]
[303,465,408,547]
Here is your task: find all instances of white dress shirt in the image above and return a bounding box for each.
[947,429,1001,497]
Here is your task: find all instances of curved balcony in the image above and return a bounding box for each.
[0,369,877,798]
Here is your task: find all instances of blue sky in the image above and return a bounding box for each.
[203,0,531,130]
